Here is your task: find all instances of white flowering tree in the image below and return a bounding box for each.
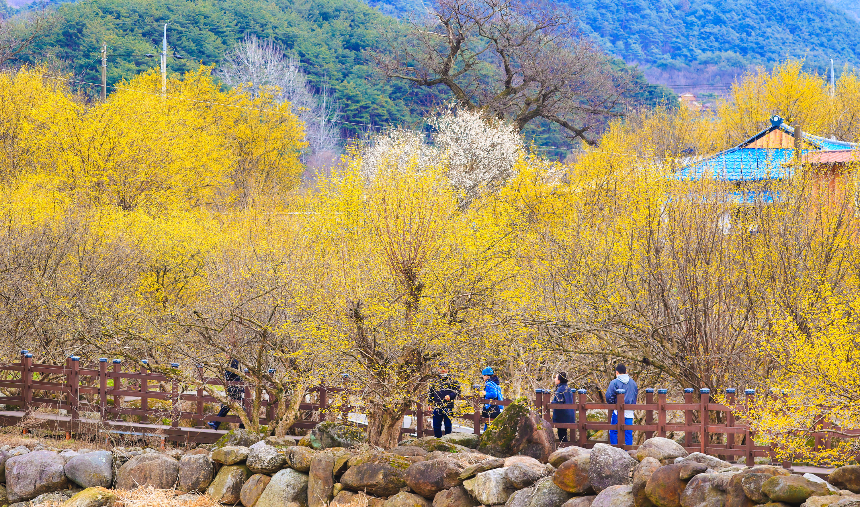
[361,107,524,203]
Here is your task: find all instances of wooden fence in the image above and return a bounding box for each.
[0,353,846,467]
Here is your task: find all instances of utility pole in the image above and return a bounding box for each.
[831,59,835,98]
[101,42,107,101]
[161,23,168,98]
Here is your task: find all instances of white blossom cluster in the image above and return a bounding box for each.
[360,107,525,198]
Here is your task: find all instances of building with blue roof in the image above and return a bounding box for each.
[676,115,858,183]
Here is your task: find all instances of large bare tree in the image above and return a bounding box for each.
[372,0,628,145]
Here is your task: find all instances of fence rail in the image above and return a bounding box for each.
[0,353,850,466]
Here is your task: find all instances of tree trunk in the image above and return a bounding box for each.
[366,403,406,449]
[275,384,308,437]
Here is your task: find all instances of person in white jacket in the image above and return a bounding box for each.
[605,364,638,445]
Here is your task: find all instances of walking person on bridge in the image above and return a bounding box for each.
[429,361,461,437]
[480,367,503,430]
[606,363,637,445]
[209,357,245,431]
[551,371,575,443]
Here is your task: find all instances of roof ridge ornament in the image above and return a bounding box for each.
[770,115,784,127]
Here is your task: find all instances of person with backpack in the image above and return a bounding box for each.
[480,367,503,430]
[605,363,638,445]
[551,371,576,443]
[429,361,461,437]
[209,357,245,431]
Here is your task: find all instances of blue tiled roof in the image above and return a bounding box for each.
[676,116,858,182]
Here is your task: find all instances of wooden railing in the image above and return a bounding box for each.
[0,353,852,463]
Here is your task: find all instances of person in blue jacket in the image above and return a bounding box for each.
[551,371,575,443]
[605,363,638,445]
[480,367,502,430]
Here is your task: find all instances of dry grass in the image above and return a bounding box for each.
[43,487,221,507]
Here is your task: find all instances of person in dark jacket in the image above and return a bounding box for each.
[480,367,503,430]
[551,371,576,443]
[209,358,245,430]
[429,362,461,437]
[605,363,638,445]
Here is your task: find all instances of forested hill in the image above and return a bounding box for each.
[368,0,860,87]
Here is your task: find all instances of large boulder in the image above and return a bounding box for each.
[741,473,775,503]
[64,451,113,489]
[460,458,506,480]
[725,466,791,507]
[632,458,660,507]
[178,453,214,493]
[241,473,272,507]
[507,486,536,507]
[115,453,179,490]
[213,429,264,449]
[550,447,590,468]
[506,457,551,489]
[441,434,481,449]
[248,442,287,474]
[384,491,433,507]
[311,422,367,449]
[434,486,480,507]
[478,398,556,462]
[645,464,688,507]
[308,452,336,507]
[341,460,408,497]
[830,467,860,494]
[64,487,117,507]
[593,485,635,507]
[207,464,251,505]
[761,476,831,504]
[589,444,638,493]
[675,453,733,471]
[407,459,465,498]
[529,476,575,507]
[256,468,310,507]
[463,467,515,505]
[554,455,592,494]
[5,450,68,503]
[211,445,250,465]
[331,491,385,507]
[635,439,688,464]
[402,437,474,455]
[287,446,317,473]
[681,473,730,507]
[563,497,597,507]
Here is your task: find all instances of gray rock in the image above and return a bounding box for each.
[635,438,688,463]
[213,429,264,449]
[256,468,310,507]
[460,458,506,480]
[266,435,298,447]
[434,486,480,507]
[0,450,9,478]
[115,453,179,490]
[681,473,728,507]
[247,443,287,474]
[464,468,515,505]
[287,446,316,473]
[549,447,590,468]
[830,467,860,494]
[803,473,839,492]
[341,460,407,497]
[241,473,271,507]
[740,473,773,503]
[407,459,465,498]
[506,461,550,489]
[8,446,30,457]
[679,463,710,481]
[589,444,637,493]
[59,450,79,463]
[562,497,597,507]
[65,487,117,507]
[441,434,481,449]
[675,453,733,471]
[593,485,635,507]
[644,464,686,507]
[30,491,73,506]
[64,451,113,489]
[6,450,68,503]
[207,464,251,504]
[632,457,660,507]
[506,487,536,507]
[383,491,433,507]
[762,475,830,504]
[529,476,575,507]
[210,445,250,465]
[178,453,214,493]
[310,422,367,449]
[553,455,592,494]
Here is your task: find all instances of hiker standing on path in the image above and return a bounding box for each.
[551,371,575,443]
[480,367,503,430]
[606,363,637,445]
[429,362,461,437]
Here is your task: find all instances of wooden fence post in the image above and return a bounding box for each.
[99,359,108,420]
[170,363,180,428]
[657,389,667,438]
[616,388,626,448]
[22,353,32,411]
[684,388,694,448]
[726,388,736,457]
[320,387,329,423]
[140,360,149,418]
[745,389,755,465]
[577,389,588,447]
[699,388,710,454]
[534,389,544,421]
[196,365,205,427]
[472,384,482,436]
[112,359,122,413]
[645,388,655,439]
[70,356,80,433]
[416,401,425,438]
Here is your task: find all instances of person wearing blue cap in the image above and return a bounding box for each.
[480,367,503,429]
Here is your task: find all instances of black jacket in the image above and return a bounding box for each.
[429,374,461,412]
